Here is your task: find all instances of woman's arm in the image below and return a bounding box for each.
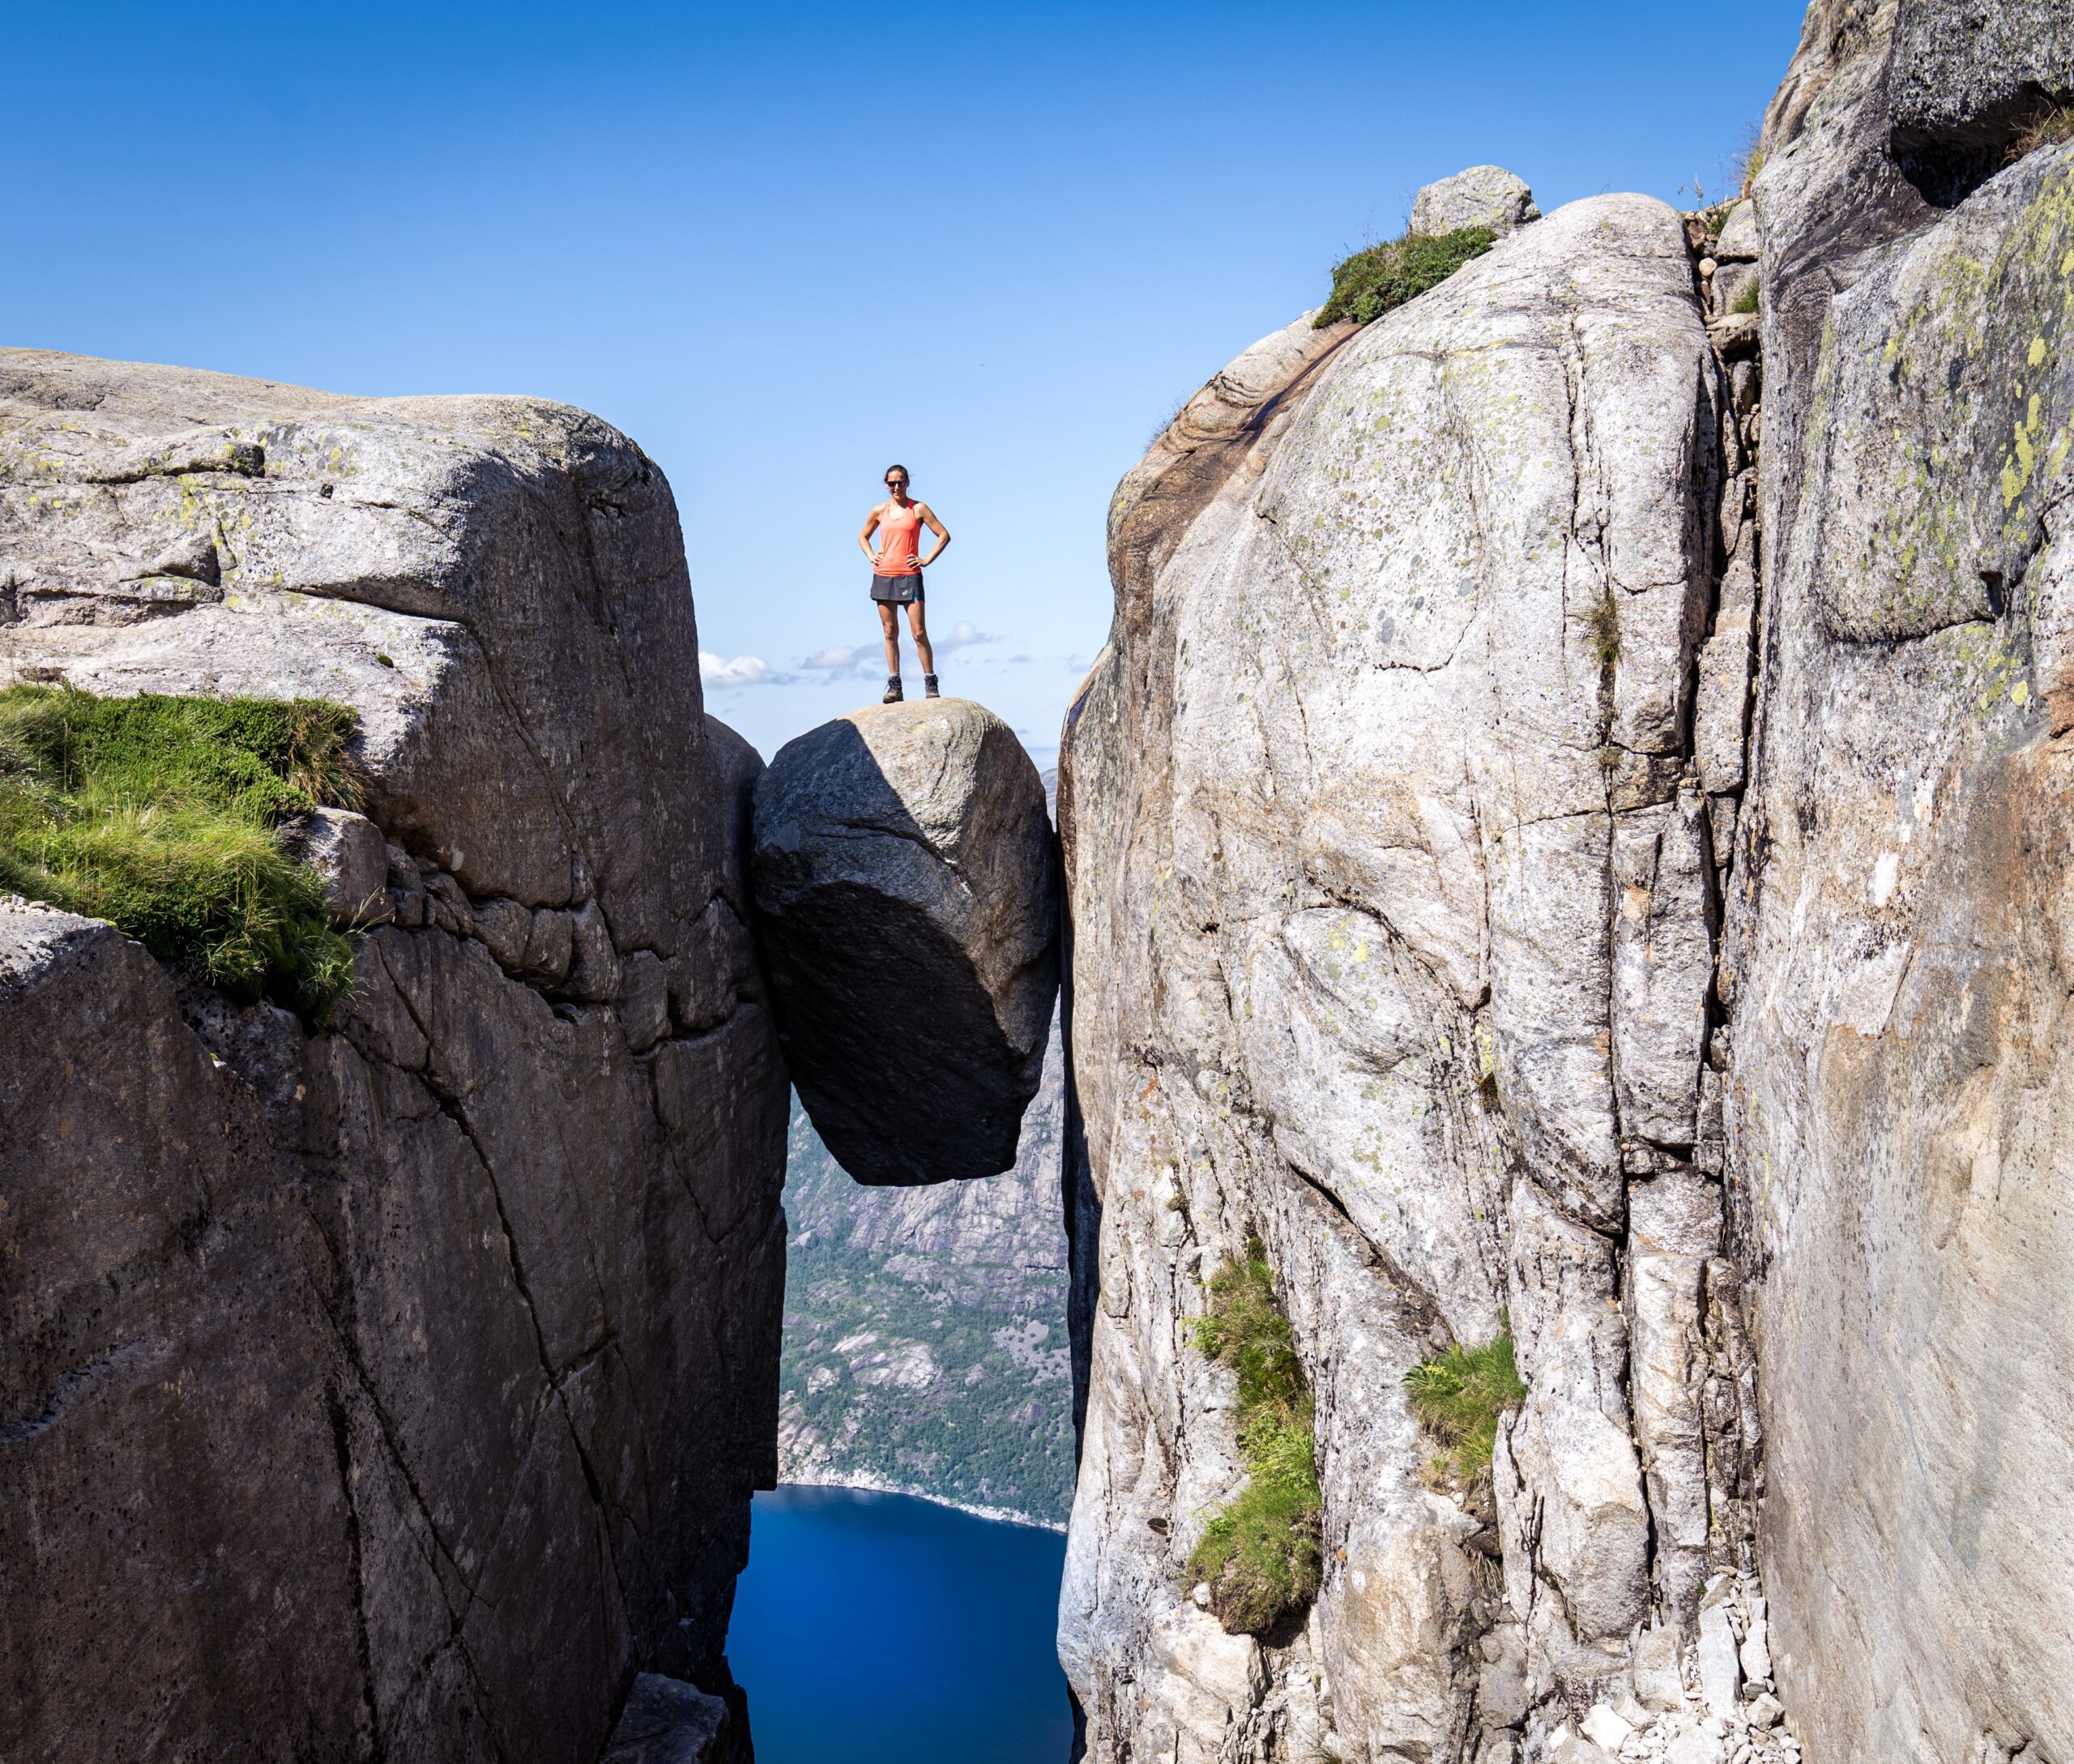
[857,506,884,567]
[916,504,951,569]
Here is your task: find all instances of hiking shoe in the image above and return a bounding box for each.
[924,674,941,698]
[882,677,904,704]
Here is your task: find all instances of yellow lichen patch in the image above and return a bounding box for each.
[1474,1022,1500,1083]
[1940,625,2033,721]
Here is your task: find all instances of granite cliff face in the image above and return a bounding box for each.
[1057,3,2074,1757]
[1730,6,2074,1762]
[1060,190,1753,1764]
[0,352,783,1762]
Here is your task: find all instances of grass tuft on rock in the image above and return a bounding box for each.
[1405,1323,1526,1485]
[1315,226,1496,329]
[2010,104,2074,162]
[0,685,365,1019]
[1187,1241,1323,1635]
[1585,587,1622,668]
[1730,280,1760,316]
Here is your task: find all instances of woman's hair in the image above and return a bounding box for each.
[884,463,909,481]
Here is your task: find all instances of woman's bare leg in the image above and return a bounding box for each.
[879,602,902,675]
[907,601,936,675]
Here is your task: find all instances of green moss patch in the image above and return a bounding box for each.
[0,686,365,1019]
[1187,1241,1323,1635]
[1315,226,1496,329]
[1405,1323,1526,1485]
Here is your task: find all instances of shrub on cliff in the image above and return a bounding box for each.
[0,686,364,1018]
[1187,1241,1323,1635]
[1405,1323,1526,1485]
[1314,225,1496,328]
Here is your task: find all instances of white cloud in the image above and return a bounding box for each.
[799,622,992,674]
[700,651,776,689]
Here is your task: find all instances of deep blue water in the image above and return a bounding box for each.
[726,1484,1075,1764]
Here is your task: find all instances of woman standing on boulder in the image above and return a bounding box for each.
[857,463,950,703]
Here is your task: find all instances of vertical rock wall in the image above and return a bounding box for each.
[1058,196,1767,1762]
[1060,3,2074,1761]
[1725,6,2074,1761]
[0,353,787,1763]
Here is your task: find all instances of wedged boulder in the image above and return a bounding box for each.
[751,698,1057,1185]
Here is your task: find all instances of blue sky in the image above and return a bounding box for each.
[7,1,1808,764]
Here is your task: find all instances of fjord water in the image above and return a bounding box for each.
[728,1485,1074,1763]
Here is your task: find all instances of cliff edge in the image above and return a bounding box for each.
[0,352,785,1762]
[1058,1,2074,1757]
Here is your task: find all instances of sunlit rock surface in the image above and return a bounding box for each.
[1408,163,1541,235]
[1057,4,2074,1762]
[1725,8,2074,1758]
[1058,191,1730,1763]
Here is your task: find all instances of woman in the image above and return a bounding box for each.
[856,463,950,703]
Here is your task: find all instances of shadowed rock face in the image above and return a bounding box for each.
[602,1673,732,1763]
[751,698,1057,1185]
[0,351,785,1764]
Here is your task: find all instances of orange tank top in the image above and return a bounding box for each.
[874,501,923,575]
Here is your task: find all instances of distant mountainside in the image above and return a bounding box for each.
[776,1026,1073,1527]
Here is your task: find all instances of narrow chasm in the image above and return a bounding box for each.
[724,711,1076,1764]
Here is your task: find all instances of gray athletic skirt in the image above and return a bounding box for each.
[870,570,924,604]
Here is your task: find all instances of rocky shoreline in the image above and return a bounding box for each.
[770,1472,1069,1535]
